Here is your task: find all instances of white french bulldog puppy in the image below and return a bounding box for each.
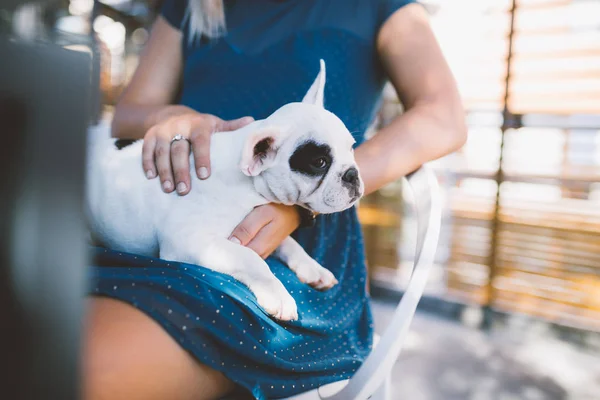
[86,60,363,321]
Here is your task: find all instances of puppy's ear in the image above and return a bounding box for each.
[240,127,284,176]
[302,59,326,108]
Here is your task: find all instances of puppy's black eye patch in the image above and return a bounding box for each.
[289,140,332,177]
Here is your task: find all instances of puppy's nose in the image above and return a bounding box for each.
[342,167,359,184]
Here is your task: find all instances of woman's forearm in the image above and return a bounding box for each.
[111,103,196,139]
[361,2,468,195]
[356,101,467,196]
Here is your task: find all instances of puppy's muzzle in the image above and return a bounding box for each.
[342,167,362,202]
[342,167,359,185]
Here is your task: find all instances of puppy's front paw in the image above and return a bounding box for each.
[254,282,298,321]
[291,258,338,291]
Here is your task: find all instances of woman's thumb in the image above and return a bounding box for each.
[220,116,254,132]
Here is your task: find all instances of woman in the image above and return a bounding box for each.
[84,1,466,399]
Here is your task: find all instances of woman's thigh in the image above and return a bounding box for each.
[83,297,234,400]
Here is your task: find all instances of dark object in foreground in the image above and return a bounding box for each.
[0,37,93,400]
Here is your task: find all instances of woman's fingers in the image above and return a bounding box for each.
[229,206,272,246]
[243,204,300,259]
[142,129,158,179]
[218,116,254,132]
[191,116,253,180]
[245,222,278,259]
[190,127,212,180]
[143,113,255,190]
[155,134,175,193]
[170,139,191,195]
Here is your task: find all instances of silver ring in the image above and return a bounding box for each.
[171,134,185,144]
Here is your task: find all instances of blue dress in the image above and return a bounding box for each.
[90,1,414,398]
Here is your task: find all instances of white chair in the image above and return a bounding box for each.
[285,165,442,400]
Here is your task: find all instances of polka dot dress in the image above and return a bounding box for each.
[90,0,415,398]
[91,210,372,399]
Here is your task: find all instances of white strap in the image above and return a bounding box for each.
[322,166,442,400]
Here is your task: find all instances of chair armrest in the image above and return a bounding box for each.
[323,165,442,400]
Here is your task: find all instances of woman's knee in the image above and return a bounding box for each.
[82,297,233,400]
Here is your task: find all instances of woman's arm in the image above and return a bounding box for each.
[230,4,466,258]
[356,3,467,195]
[110,16,253,194]
[111,16,187,140]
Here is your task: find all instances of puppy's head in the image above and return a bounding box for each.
[240,60,363,214]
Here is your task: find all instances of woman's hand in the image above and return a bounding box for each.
[229,204,301,259]
[142,110,254,195]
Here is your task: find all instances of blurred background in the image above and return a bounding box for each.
[2,0,599,399]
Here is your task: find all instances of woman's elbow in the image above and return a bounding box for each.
[448,110,468,153]
[415,105,467,159]
[435,97,468,155]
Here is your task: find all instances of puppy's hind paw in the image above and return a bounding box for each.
[254,283,298,321]
[293,258,338,291]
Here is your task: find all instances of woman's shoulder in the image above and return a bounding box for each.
[279,0,419,35]
[374,0,419,27]
[325,0,417,26]
[320,0,418,39]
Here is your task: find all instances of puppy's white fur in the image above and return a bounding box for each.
[86,60,363,320]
